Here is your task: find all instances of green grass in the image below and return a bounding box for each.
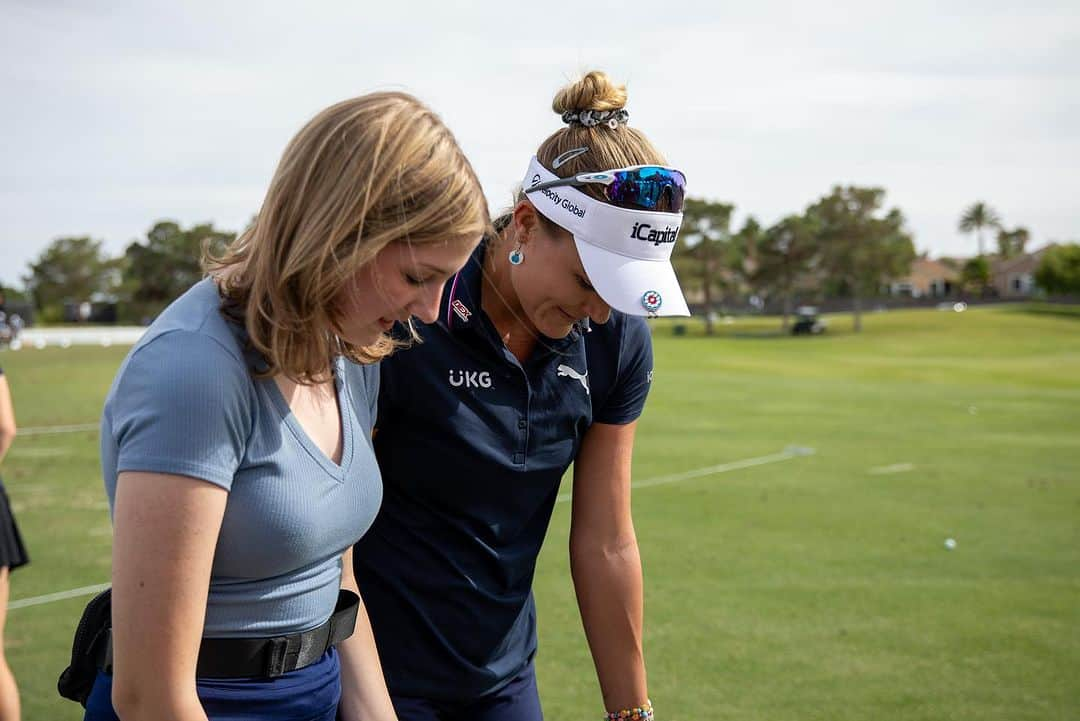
[3,305,1079,720]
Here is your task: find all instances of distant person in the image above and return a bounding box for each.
[353,71,688,721]
[76,92,489,721]
[0,362,28,721]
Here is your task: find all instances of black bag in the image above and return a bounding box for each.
[57,587,112,707]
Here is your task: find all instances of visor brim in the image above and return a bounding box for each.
[574,236,691,318]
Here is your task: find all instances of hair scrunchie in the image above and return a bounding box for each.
[561,108,630,130]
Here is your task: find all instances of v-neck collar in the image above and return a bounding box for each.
[263,356,354,482]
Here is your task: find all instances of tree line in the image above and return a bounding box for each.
[674,189,1079,334]
[5,221,234,324]
[4,192,1078,331]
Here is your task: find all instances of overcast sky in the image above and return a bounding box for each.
[2,0,1078,287]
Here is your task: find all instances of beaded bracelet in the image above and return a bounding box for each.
[605,699,654,721]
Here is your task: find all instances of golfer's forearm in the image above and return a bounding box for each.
[0,432,13,465]
[337,595,397,721]
[0,377,16,464]
[110,682,208,721]
[0,424,15,464]
[571,537,649,711]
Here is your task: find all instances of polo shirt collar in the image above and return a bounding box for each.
[442,243,485,334]
[440,242,590,349]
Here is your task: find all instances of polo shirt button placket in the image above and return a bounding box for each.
[513,389,529,467]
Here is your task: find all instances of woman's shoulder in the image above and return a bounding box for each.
[588,310,651,354]
[112,280,252,400]
[133,279,247,367]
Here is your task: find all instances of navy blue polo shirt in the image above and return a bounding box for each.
[353,244,654,701]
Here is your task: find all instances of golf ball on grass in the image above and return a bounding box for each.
[944,538,957,550]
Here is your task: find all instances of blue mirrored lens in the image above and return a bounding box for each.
[606,168,686,212]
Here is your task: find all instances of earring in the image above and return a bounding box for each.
[508,246,524,265]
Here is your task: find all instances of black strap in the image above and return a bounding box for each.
[100,589,359,679]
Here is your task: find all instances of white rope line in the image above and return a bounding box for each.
[8,583,110,610]
[7,446,815,610]
[17,423,99,436]
[556,445,815,503]
[868,463,915,475]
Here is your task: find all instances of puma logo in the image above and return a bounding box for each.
[556,364,589,395]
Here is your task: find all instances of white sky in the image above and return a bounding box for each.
[2,0,1078,287]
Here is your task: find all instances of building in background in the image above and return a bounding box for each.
[888,257,960,298]
[991,244,1057,299]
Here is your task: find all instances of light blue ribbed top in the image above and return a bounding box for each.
[101,279,381,637]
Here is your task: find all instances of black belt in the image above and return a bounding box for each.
[99,589,360,679]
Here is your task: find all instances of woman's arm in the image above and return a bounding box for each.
[0,375,16,466]
[336,545,398,721]
[569,420,649,713]
[110,471,228,721]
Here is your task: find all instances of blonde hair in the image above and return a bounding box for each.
[206,92,490,382]
[541,70,667,181]
[496,70,671,237]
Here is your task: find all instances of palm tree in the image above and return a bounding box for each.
[996,226,1030,259]
[958,201,1002,257]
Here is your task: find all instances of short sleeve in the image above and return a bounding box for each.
[359,360,380,433]
[374,324,414,433]
[375,358,398,432]
[108,330,254,490]
[593,317,654,425]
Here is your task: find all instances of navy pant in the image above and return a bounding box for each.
[84,648,340,721]
[391,663,543,721]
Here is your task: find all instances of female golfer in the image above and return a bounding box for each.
[82,92,489,721]
[0,363,27,721]
[354,71,688,721]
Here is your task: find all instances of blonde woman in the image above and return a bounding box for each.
[354,71,688,721]
[80,92,489,721]
[0,363,27,721]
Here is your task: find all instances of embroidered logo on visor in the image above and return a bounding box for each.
[641,291,663,313]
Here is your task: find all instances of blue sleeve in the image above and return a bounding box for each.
[593,317,654,425]
[364,361,380,431]
[375,357,398,433]
[374,322,419,432]
[108,330,254,490]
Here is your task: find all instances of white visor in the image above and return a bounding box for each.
[521,156,691,317]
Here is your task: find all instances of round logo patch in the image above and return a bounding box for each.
[641,290,663,313]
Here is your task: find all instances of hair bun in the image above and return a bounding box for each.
[552,70,628,116]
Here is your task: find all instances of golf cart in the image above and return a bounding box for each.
[791,306,825,335]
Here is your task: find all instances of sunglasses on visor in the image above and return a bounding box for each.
[528,165,686,213]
